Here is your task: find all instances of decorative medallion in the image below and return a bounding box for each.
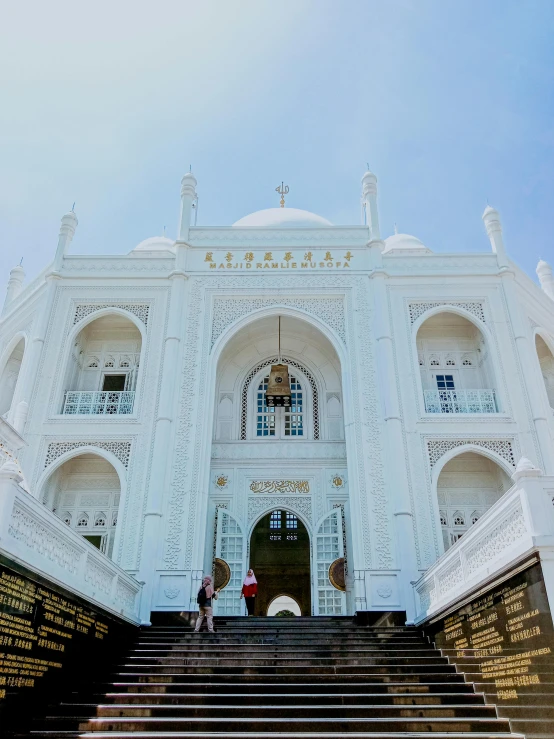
[329,558,346,591]
[249,480,309,494]
[376,585,392,599]
[164,588,180,600]
[214,474,229,489]
[330,473,346,489]
[214,558,231,590]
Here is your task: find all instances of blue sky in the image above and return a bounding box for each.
[1,0,553,283]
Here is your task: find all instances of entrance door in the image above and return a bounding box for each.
[249,510,311,616]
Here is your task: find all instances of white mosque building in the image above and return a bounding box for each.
[1,169,554,623]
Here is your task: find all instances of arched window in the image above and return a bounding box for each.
[256,373,304,438]
[241,358,319,440]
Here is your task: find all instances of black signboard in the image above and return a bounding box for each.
[0,556,136,736]
[424,558,554,734]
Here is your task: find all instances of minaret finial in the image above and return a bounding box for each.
[71,202,75,212]
[275,182,289,208]
[394,223,398,235]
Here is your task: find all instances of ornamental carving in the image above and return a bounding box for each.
[465,505,527,576]
[44,441,132,470]
[8,503,83,575]
[249,480,310,495]
[116,579,138,610]
[84,557,114,596]
[73,303,150,327]
[426,438,515,469]
[211,296,346,347]
[408,301,485,325]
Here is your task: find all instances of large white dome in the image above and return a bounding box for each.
[132,236,176,253]
[232,208,332,229]
[383,233,432,255]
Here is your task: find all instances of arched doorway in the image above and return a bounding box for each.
[249,510,311,616]
[267,594,302,617]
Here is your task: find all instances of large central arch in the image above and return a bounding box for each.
[195,305,355,615]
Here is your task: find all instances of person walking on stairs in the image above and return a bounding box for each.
[240,569,258,616]
[194,575,219,633]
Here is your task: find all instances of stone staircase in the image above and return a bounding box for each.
[27,616,523,738]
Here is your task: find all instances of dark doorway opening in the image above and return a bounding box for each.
[249,510,311,616]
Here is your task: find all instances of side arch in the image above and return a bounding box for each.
[430,443,515,490]
[36,445,127,504]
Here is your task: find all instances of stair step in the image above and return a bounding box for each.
[24,619,523,739]
[52,703,498,718]
[98,692,486,705]
[67,717,514,732]
[28,733,524,738]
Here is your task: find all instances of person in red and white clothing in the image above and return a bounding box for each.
[240,569,258,616]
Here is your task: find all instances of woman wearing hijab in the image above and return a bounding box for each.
[194,575,219,633]
[240,569,258,616]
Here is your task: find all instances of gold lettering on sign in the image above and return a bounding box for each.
[203,251,353,269]
[249,480,310,495]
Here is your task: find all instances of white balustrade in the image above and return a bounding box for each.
[412,460,554,624]
[62,391,135,415]
[423,388,497,414]
[0,464,142,624]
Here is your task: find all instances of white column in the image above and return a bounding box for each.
[483,209,554,474]
[362,169,380,241]
[370,244,419,622]
[15,213,78,429]
[138,269,188,623]
[15,274,61,432]
[537,260,554,301]
[2,265,25,315]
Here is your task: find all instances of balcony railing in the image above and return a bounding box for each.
[62,391,135,415]
[423,388,497,414]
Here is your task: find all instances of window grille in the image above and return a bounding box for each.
[269,511,282,529]
[439,512,447,526]
[256,374,304,438]
[453,513,465,526]
[94,513,107,527]
[77,514,89,527]
[241,357,319,440]
[286,512,298,529]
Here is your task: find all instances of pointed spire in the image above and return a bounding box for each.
[361,166,380,240]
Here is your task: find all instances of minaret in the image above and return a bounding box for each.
[53,210,78,271]
[537,260,554,301]
[482,205,508,267]
[2,264,25,314]
[178,171,198,243]
[361,168,380,241]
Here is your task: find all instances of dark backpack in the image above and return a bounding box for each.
[197,586,207,606]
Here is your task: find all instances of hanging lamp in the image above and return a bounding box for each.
[265,317,291,407]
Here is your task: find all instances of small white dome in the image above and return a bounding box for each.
[383,233,432,255]
[232,208,332,229]
[132,236,176,253]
